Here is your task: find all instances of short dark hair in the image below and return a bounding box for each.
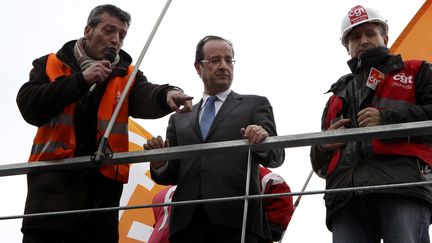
[87,4,131,28]
[195,35,234,65]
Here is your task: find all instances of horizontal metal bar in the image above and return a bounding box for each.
[2,179,432,221]
[1,120,432,177]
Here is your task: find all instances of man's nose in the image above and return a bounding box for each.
[359,34,370,45]
[110,33,120,47]
[219,59,230,69]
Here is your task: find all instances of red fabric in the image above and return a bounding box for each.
[371,60,432,165]
[148,186,176,243]
[326,150,341,177]
[325,96,344,129]
[148,168,294,242]
[259,166,294,230]
[325,96,344,176]
[373,140,432,166]
[374,60,422,104]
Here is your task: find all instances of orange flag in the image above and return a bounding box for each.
[119,118,167,243]
[390,0,432,62]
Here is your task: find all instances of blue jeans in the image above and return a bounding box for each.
[331,194,431,243]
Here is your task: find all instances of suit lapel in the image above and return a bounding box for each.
[206,92,242,139]
[191,100,203,140]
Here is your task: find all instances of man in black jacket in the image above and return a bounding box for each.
[145,35,285,243]
[17,4,192,243]
[310,5,432,243]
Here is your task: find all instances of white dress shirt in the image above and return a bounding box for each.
[199,89,232,122]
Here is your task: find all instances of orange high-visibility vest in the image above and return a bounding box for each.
[29,53,135,183]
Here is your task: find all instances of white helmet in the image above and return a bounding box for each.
[341,5,388,46]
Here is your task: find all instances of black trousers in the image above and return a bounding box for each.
[170,204,263,243]
[22,169,123,243]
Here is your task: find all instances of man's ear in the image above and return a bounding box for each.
[194,62,201,75]
[84,25,92,39]
[384,35,389,46]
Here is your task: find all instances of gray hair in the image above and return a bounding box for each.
[87,4,131,28]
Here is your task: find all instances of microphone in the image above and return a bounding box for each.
[103,47,117,63]
[89,47,117,93]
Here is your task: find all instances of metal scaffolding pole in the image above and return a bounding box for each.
[240,148,252,243]
[3,180,432,221]
[2,120,432,177]
[94,0,173,161]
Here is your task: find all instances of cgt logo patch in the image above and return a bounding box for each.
[366,67,384,90]
[392,72,413,89]
[348,5,368,24]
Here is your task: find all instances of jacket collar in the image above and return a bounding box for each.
[56,40,133,77]
[328,47,404,95]
[347,47,390,73]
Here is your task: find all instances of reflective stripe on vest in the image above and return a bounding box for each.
[97,61,134,181]
[98,119,128,136]
[29,53,135,183]
[29,54,76,162]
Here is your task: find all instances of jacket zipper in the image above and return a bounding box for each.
[417,159,425,181]
[352,58,366,172]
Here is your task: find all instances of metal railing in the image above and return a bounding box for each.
[2,120,432,242]
[2,120,432,177]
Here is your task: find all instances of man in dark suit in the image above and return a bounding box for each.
[144,35,285,243]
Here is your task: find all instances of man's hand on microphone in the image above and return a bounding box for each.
[83,60,112,87]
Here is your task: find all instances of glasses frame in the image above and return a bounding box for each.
[200,57,236,66]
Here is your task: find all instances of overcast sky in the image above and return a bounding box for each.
[0,0,426,242]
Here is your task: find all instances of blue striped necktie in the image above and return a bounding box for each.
[200,96,217,139]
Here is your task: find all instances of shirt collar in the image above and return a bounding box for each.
[201,89,232,108]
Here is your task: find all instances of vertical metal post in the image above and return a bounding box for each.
[93,0,173,161]
[240,147,252,243]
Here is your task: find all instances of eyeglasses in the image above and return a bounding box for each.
[200,57,236,66]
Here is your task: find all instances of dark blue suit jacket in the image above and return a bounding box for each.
[151,91,285,239]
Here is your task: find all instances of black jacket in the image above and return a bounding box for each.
[17,40,175,232]
[310,47,432,229]
[17,40,173,156]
